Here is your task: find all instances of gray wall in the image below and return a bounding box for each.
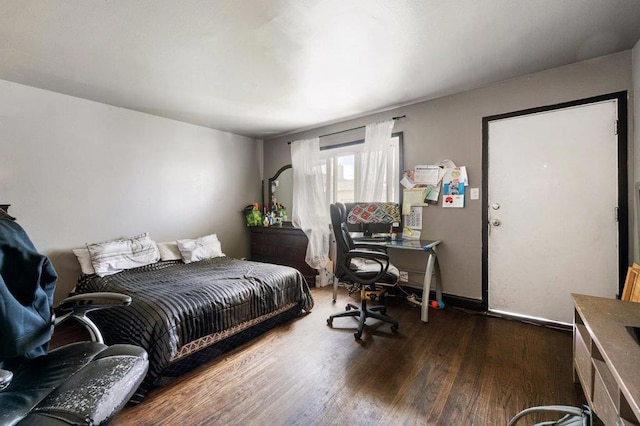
[0,78,261,303]
[264,51,634,301]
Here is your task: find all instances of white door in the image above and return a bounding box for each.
[488,100,619,325]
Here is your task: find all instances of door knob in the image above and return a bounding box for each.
[491,218,501,226]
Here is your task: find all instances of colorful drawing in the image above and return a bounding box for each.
[442,168,465,208]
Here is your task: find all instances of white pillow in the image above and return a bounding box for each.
[177,234,225,264]
[157,241,182,261]
[87,232,160,277]
[72,248,96,275]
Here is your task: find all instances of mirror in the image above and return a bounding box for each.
[268,165,293,217]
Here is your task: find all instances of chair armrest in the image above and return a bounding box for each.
[0,369,13,391]
[344,249,391,285]
[352,242,388,252]
[346,249,390,262]
[55,292,131,314]
[53,292,132,344]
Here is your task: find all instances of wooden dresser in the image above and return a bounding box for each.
[572,294,640,425]
[249,225,317,286]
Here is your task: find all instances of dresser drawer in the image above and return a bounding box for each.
[574,323,593,400]
[249,226,317,286]
[251,242,275,256]
[592,359,618,426]
[278,245,307,260]
[251,231,274,246]
[277,232,308,248]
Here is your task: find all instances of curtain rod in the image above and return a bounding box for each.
[287,115,406,145]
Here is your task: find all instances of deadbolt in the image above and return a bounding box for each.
[491,203,500,210]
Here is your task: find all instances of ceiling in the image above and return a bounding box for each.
[2,1,640,139]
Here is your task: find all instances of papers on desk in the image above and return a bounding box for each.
[403,226,421,240]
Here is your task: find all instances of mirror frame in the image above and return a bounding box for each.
[268,164,292,212]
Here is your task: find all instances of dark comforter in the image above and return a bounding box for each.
[74,257,314,400]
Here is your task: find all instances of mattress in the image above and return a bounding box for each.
[74,257,314,400]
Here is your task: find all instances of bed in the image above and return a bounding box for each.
[74,255,314,402]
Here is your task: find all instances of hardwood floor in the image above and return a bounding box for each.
[53,286,586,425]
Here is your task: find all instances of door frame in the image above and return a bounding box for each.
[481,91,628,312]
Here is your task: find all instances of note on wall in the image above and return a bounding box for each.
[400,175,416,189]
[424,184,441,202]
[405,206,422,229]
[402,188,428,214]
[413,165,442,185]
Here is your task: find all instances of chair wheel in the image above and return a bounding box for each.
[391,325,399,333]
[354,331,362,340]
[327,318,333,327]
[345,305,351,311]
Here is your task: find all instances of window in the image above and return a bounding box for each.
[319,133,402,204]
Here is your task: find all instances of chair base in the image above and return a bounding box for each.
[327,298,399,340]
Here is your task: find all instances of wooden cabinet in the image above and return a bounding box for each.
[572,294,640,425]
[250,226,317,286]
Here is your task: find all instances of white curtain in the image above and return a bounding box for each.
[355,120,395,201]
[291,138,331,270]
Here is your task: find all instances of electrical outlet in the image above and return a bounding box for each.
[470,188,479,200]
[399,271,409,282]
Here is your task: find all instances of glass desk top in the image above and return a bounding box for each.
[384,239,441,251]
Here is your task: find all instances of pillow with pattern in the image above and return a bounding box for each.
[87,232,160,277]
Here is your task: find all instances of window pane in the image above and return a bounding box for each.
[319,134,401,204]
[337,154,355,203]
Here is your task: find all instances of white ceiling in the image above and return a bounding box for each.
[1,1,640,139]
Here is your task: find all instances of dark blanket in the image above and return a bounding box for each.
[74,257,314,398]
[0,213,57,361]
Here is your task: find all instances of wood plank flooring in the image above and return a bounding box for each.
[52,286,586,425]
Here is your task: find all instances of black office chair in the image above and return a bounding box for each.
[326,202,399,340]
[0,212,149,425]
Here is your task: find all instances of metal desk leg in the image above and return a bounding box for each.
[421,247,442,322]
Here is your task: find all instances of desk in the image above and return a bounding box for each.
[572,294,640,425]
[386,239,442,323]
[338,238,443,322]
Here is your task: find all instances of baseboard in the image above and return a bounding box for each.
[405,288,570,330]
[486,310,572,331]
[395,285,483,311]
[439,293,483,311]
